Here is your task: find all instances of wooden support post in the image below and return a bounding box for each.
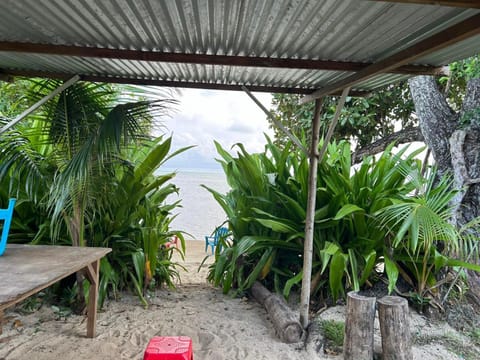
[299,98,323,328]
[84,259,100,338]
[343,291,376,360]
[241,85,308,155]
[0,75,80,135]
[378,296,412,360]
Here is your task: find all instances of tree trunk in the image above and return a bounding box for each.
[409,76,480,299]
[251,281,305,343]
[343,291,376,360]
[378,296,412,360]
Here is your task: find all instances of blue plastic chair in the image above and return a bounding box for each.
[0,198,16,256]
[205,227,229,254]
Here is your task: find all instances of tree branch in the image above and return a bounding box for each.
[352,126,424,163]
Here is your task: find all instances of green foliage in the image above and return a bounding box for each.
[89,136,191,306]
[440,55,480,110]
[0,79,187,307]
[0,79,31,118]
[320,320,345,347]
[378,169,480,300]
[207,136,480,302]
[206,136,421,300]
[270,83,415,149]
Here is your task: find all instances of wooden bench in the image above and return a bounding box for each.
[0,244,111,338]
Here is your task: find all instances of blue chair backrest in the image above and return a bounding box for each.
[215,227,229,241]
[0,198,16,256]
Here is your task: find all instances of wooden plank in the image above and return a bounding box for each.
[0,244,110,311]
[369,0,480,8]
[0,41,443,75]
[300,13,480,103]
[0,68,372,96]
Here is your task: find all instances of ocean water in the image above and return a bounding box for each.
[162,169,230,240]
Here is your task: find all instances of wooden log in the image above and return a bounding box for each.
[378,296,412,360]
[343,291,376,360]
[251,281,305,343]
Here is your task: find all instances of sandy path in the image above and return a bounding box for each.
[0,240,478,359]
[0,241,316,359]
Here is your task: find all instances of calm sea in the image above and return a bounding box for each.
[160,169,230,240]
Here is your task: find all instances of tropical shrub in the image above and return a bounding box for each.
[378,169,480,304]
[204,137,423,300]
[0,79,188,307]
[207,136,480,303]
[89,136,190,306]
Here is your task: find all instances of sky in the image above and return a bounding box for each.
[160,89,274,171]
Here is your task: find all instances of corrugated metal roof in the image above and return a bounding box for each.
[0,0,479,94]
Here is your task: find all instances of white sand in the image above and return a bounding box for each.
[0,241,478,359]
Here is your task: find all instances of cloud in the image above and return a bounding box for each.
[227,121,255,133]
[161,89,273,170]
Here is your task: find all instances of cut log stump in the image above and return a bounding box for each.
[343,291,376,360]
[378,296,412,360]
[251,281,305,343]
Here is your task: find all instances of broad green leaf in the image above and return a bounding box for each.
[333,204,364,220]
[255,218,297,233]
[359,250,377,286]
[384,256,399,294]
[329,252,347,301]
[244,248,274,289]
[283,271,303,299]
[348,248,359,291]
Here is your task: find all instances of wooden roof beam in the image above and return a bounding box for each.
[0,68,371,96]
[300,13,480,104]
[0,41,443,75]
[368,0,480,8]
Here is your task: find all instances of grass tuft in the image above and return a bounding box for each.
[320,320,345,347]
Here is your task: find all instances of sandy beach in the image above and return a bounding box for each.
[0,241,478,359]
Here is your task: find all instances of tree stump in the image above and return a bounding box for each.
[343,291,376,360]
[378,296,412,360]
[251,281,304,343]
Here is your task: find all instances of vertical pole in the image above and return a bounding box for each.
[299,98,323,328]
[299,87,350,329]
[85,259,100,338]
[317,88,351,161]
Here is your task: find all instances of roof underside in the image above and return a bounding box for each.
[0,0,479,96]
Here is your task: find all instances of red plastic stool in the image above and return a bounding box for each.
[144,336,193,360]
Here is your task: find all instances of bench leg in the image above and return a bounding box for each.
[83,259,100,338]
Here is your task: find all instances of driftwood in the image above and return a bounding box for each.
[250,281,305,343]
[343,291,376,360]
[378,296,412,360]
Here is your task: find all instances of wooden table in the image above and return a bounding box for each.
[0,244,111,338]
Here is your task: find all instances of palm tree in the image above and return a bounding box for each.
[378,169,480,303]
[0,79,175,308]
